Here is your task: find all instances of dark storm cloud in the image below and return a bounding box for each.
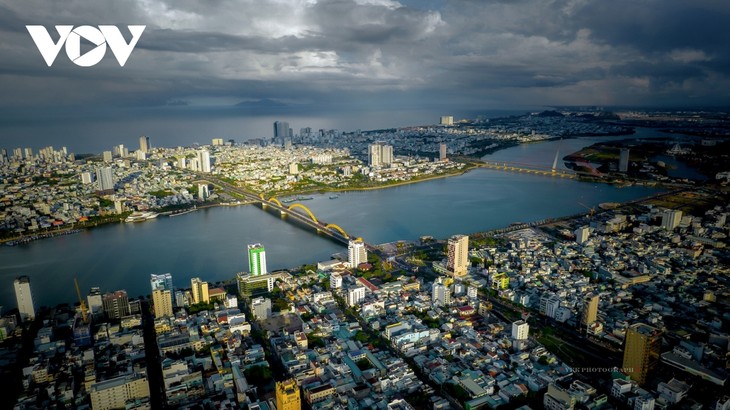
[0,0,729,133]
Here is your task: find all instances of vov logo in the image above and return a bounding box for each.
[26,25,146,67]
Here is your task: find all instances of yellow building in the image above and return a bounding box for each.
[276,379,301,410]
[491,273,509,290]
[447,234,469,276]
[152,288,173,318]
[623,323,662,385]
[191,277,209,304]
[582,294,599,326]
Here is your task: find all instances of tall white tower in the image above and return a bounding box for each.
[348,239,367,269]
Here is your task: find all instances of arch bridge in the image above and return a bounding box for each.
[258,195,351,240]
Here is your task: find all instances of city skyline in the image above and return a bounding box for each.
[1,1,729,151]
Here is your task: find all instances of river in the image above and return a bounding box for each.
[0,133,667,308]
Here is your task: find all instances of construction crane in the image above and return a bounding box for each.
[578,202,595,219]
[74,277,89,324]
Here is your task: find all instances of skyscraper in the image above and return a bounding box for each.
[150,273,173,293]
[87,287,103,315]
[368,142,394,167]
[440,116,454,126]
[348,239,367,269]
[248,243,267,276]
[198,150,211,173]
[439,143,447,161]
[191,278,209,304]
[276,379,301,410]
[96,166,114,193]
[274,121,290,140]
[619,148,630,173]
[139,135,149,153]
[575,226,590,244]
[582,294,599,326]
[662,209,683,230]
[151,273,174,315]
[511,320,529,340]
[447,234,469,276]
[14,276,35,321]
[623,323,662,385]
[152,288,173,318]
[102,290,130,319]
[431,280,451,307]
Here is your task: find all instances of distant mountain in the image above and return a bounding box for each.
[535,110,564,117]
[234,98,289,109]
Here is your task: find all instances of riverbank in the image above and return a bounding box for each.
[268,161,480,197]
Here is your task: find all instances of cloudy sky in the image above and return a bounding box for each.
[1,0,729,151]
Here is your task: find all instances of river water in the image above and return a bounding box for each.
[0,133,668,308]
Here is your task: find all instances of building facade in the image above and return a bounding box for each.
[14,276,35,322]
[348,239,367,269]
[191,278,209,304]
[447,234,469,276]
[248,243,268,276]
[276,379,301,410]
[623,323,663,385]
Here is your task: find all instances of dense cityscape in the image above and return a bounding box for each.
[0,109,729,410]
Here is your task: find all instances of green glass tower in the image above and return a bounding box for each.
[248,243,267,276]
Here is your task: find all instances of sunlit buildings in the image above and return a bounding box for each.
[447,234,469,276]
[348,239,367,269]
[191,277,209,304]
[276,379,301,410]
[248,243,267,276]
[96,166,114,193]
[14,276,35,322]
[662,209,683,231]
[368,142,393,167]
[623,323,663,385]
[102,290,130,320]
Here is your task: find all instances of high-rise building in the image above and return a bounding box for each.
[440,116,454,126]
[251,297,273,320]
[152,288,173,318]
[623,323,662,385]
[102,290,130,319]
[151,273,173,292]
[439,143,447,161]
[14,276,35,321]
[198,184,209,201]
[368,142,393,167]
[212,138,224,146]
[139,135,149,153]
[81,171,92,184]
[575,226,590,244]
[582,294,599,326]
[248,244,267,276]
[347,287,366,307]
[619,148,630,173]
[662,210,683,231]
[102,150,113,162]
[96,166,114,193]
[447,234,469,276]
[198,150,211,173]
[432,279,451,307]
[348,239,367,269]
[511,320,529,340]
[276,379,301,410]
[87,287,103,315]
[274,121,290,140]
[191,278,209,304]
